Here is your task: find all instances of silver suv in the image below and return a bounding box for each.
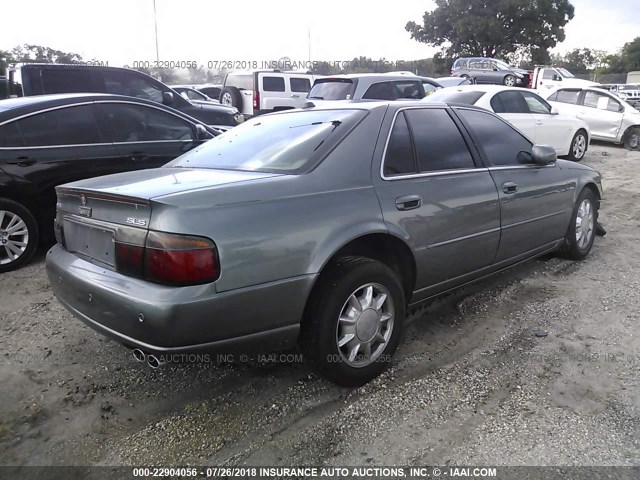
[307,73,442,105]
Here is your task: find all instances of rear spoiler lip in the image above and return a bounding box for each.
[55,187,150,206]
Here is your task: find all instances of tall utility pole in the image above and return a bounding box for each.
[153,0,160,63]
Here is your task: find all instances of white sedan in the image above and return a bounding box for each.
[425,85,591,161]
[540,86,640,150]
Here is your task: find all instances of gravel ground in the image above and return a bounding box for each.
[1,143,639,469]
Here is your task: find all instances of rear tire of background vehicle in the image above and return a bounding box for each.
[559,188,598,261]
[567,129,588,161]
[219,87,243,109]
[503,74,516,86]
[0,199,39,273]
[623,127,640,151]
[300,257,406,387]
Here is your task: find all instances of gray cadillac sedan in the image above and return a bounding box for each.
[46,101,603,386]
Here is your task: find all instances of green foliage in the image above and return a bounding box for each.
[406,0,575,60]
[10,44,85,64]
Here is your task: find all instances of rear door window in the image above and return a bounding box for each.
[0,121,25,147]
[405,109,474,172]
[394,81,423,99]
[41,69,95,94]
[384,112,416,176]
[262,76,285,92]
[9,104,103,146]
[308,79,356,100]
[490,91,529,113]
[363,82,397,100]
[290,78,311,93]
[99,103,194,142]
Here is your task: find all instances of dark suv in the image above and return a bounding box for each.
[3,64,243,127]
[451,57,529,87]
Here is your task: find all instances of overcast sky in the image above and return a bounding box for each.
[1,0,638,68]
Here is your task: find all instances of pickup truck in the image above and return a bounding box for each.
[531,66,598,91]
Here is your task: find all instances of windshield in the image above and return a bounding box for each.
[494,60,512,70]
[557,68,575,78]
[308,79,356,100]
[423,89,486,105]
[167,109,366,174]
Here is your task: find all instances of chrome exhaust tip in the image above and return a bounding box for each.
[132,348,146,363]
[146,354,165,369]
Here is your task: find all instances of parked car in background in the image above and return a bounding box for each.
[542,86,640,150]
[531,66,598,91]
[435,76,475,87]
[627,71,640,84]
[47,101,602,386]
[614,84,640,109]
[4,64,243,128]
[196,84,223,100]
[220,70,318,117]
[307,74,442,105]
[451,57,530,86]
[171,86,220,104]
[425,85,591,161]
[0,93,218,272]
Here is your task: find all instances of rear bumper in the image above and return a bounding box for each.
[46,244,315,354]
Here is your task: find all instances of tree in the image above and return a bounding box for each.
[406,0,575,63]
[10,44,84,63]
[620,37,640,72]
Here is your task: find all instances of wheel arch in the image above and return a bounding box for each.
[621,124,640,143]
[309,231,417,305]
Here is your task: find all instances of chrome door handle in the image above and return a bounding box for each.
[290,94,300,98]
[395,195,422,211]
[502,182,518,194]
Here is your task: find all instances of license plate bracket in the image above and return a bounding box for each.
[63,219,116,267]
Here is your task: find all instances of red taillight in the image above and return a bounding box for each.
[253,90,259,110]
[115,231,219,286]
[115,242,144,277]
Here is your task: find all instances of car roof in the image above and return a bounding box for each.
[294,99,487,113]
[0,93,182,121]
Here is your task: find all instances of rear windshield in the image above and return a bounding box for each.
[167,109,366,174]
[424,89,486,105]
[308,79,356,100]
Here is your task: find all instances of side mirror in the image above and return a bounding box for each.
[195,124,211,140]
[553,75,562,82]
[550,105,559,115]
[619,103,625,113]
[163,91,175,106]
[531,145,557,165]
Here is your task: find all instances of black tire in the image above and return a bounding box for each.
[623,127,640,151]
[503,74,516,86]
[219,87,243,109]
[300,256,405,387]
[0,198,39,273]
[559,188,598,261]
[566,129,588,161]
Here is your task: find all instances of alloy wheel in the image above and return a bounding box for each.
[0,210,29,266]
[335,283,394,368]
[575,199,594,249]
[573,134,586,159]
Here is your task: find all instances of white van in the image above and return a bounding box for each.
[220,70,320,117]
